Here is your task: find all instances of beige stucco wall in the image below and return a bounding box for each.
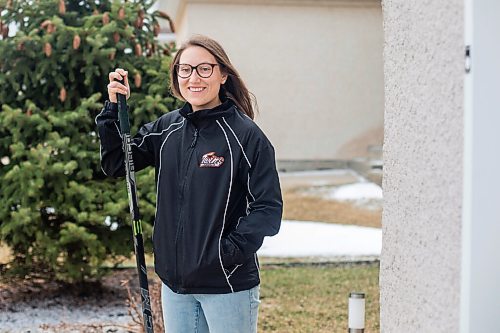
[159,0,384,161]
[380,0,463,331]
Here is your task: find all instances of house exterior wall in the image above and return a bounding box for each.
[158,0,384,161]
[380,1,464,331]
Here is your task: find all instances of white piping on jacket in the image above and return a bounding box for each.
[222,117,251,168]
[247,173,256,203]
[132,119,185,148]
[114,122,123,138]
[235,216,243,230]
[152,121,185,242]
[99,144,108,176]
[228,264,242,278]
[95,110,117,176]
[247,176,260,276]
[254,253,261,279]
[98,120,122,176]
[222,117,262,278]
[216,119,235,293]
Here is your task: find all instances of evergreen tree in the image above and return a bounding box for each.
[0,0,181,282]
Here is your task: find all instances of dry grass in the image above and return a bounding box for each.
[122,263,380,333]
[125,276,165,333]
[283,189,382,228]
[259,262,380,333]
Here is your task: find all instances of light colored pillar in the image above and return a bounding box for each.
[380,0,464,331]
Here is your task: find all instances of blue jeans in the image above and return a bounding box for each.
[161,283,260,333]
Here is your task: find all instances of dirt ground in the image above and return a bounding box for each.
[280,169,382,228]
[283,188,382,228]
[0,268,163,332]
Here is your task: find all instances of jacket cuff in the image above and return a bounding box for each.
[96,100,119,122]
[104,100,118,112]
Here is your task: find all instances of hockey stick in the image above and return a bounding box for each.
[116,79,154,333]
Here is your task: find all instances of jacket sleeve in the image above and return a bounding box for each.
[221,137,283,266]
[95,101,158,178]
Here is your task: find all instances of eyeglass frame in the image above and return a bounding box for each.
[175,63,220,79]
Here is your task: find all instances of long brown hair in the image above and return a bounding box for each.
[169,35,256,120]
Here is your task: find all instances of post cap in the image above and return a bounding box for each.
[349,292,365,299]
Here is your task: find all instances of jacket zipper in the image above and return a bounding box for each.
[190,128,199,147]
[174,126,199,288]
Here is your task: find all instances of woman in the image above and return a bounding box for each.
[96,35,283,332]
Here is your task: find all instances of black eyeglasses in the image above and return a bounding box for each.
[175,63,219,79]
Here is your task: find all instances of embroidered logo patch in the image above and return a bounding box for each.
[200,152,225,168]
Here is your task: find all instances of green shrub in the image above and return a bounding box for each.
[0,0,181,282]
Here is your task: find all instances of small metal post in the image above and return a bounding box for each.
[348,292,365,333]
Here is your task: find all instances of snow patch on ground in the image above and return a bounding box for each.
[258,220,381,258]
[302,180,383,211]
[279,169,361,179]
[329,182,383,201]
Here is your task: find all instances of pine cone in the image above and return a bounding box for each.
[145,42,154,56]
[26,109,32,117]
[134,17,143,29]
[40,20,52,29]
[44,42,52,57]
[118,7,126,20]
[2,25,8,39]
[134,72,142,88]
[58,0,66,15]
[102,12,110,25]
[138,10,145,20]
[59,87,67,102]
[41,20,56,34]
[135,43,142,56]
[47,24,56,34]
[73,34,81,50]
[153,23,160,37]
[113,32,120,43]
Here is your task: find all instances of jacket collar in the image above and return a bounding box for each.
[179,98,235,127]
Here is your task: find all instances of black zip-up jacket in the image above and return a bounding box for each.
[96,98,283,294]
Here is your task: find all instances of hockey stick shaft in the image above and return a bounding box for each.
[116,82,154,333]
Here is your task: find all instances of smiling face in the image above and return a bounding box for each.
[177,46,227,112]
